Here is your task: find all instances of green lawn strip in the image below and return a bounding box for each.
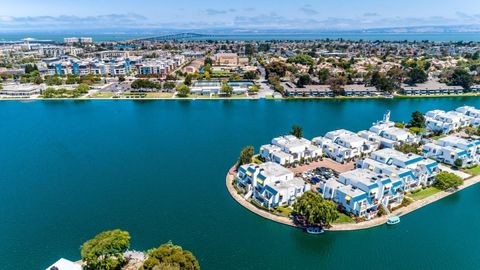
[333,212,355,224]
[407,187,442,201]
[464,165,480,176]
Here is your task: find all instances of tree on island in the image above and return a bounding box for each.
[141,241,200,270]
[292,191,339,227]
[176,84,190,98]
[81,229,130,270]
[434,172,463,190]
[291,125,303,139]
[239,146,254,166]
[409,111,426,128]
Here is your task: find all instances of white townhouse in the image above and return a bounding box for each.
[312,129,378,163]
[358,148,439,191]
[422,135,480,167]
[46,258,83,270]
[425,109,471,134]
[455,106,480,127]
[362,111,419,148]
[260,135,322,165]
[236,162,310,208]
[318,178,370,217]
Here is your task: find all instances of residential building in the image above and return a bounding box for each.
[422,135,480,167]
[0,83,42,98]
[235,162,310,208]
[364,111,419,147]
[261,135,322,165]
[215,53,239,66]
[313,129,378,162]
[425,109,471,134]
[190,80,222,95]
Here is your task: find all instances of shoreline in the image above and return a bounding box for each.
[2,93,480,102]
[226,166,480,231]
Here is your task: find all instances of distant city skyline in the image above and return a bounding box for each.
[1,0,480,31]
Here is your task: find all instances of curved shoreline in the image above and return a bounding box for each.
[226,166,480,231]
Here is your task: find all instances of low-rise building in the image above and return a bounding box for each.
[313,129,378,162]
[425,109,471,134]
[364,111,419,147]
[422,135,480,167]
[45,258,83,270]
[402,80,464,96]
[190,80,222,95]
[265,135,322,164]
[0,83,42,98]
[236,162,310,208]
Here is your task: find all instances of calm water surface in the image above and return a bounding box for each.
[0,98,480,270]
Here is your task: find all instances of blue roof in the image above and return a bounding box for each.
[405,156,424,165]
[264,185,278,195]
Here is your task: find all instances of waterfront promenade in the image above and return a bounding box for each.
[226,166,480,231]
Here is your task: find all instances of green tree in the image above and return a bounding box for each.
[395,143,421,155]
[239,146,254,166]
[409,111,426,128]
[296,74,311,88]
[434,172,463,190]
[221,83,233,97]
[454,158,464,168]
[118,75,126,82]
[291,125,303,139]
[141,241,200,270]
[81,229,130,270]
[405,67,428,85]
[243,71,257,80]
[265,61,287,77]
[176,84,190,97]
[204,57,213,66]
[163,81,176,90]
[184,74,193,86]
[287,54,315,66]
[292,191,339,227]
[317,68,330,84]
[449,68,473,89]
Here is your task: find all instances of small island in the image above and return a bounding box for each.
[227,106,480,231]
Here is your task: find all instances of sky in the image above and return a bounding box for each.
[1,0,480,31]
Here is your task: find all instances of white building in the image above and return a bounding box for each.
[0,83,42,98]
[455,106,480,126]
[362,111,419,148]
[425,109,471,134]
[261,135,322,165]
[422,135,480,167]
[46,258,83,270]
[236,162,310,208]
[313,129,377,162]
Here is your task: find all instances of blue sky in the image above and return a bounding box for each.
[1,0,480,30]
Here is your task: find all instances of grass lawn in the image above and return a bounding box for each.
[89,92,114,98]
[145,92,174,98]
[274,206,293,217]
[464,165,480,176]
[431,134,447,140]
[408,187,442,201]
[333,212,355,224]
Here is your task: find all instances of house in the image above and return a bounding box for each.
[312,129,378,162]
[45,258,83,270]
[425,109,471,134]
[318,178,369,217]
[422,135,480,167]
[365,111,419,147]
[236,162,310,208]
[365,148,439,189]
[455,106,480,126]
[261,135,322,164]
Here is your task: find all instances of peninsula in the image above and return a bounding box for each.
[228,106,480,230]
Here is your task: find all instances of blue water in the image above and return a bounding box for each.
[1,32,479,42]
[0,98,480,270]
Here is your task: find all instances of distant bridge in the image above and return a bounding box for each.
[129,33,219,42]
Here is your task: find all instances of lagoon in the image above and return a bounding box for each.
[1,98,480,270]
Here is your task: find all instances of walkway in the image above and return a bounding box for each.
[226,166,480,231]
